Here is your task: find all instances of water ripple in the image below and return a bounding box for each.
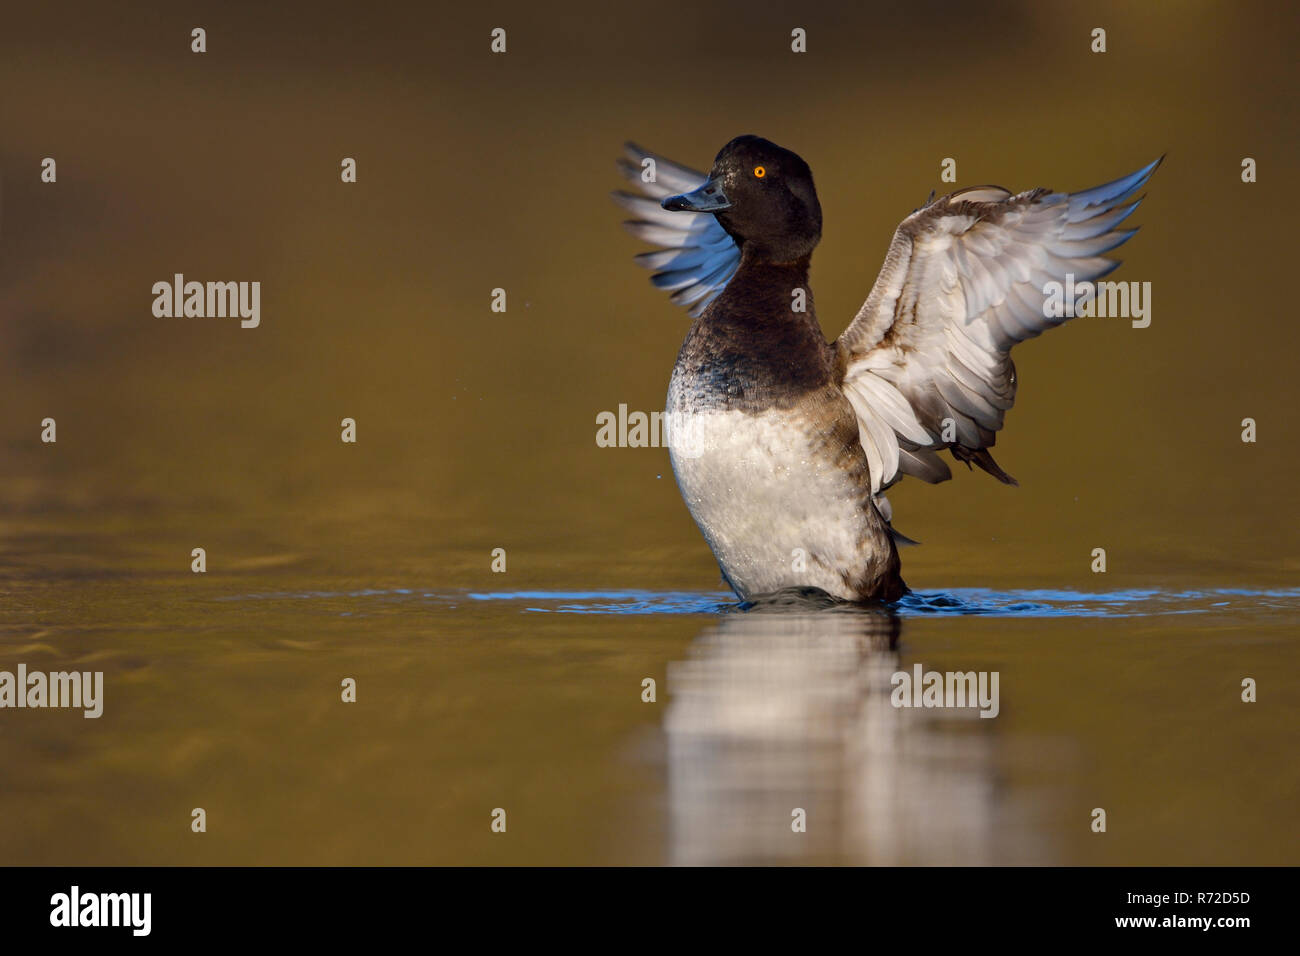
[467,586,1300,618]
[215,586,1299,618]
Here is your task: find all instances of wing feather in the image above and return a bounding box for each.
[613,143,742,318]
[836,157,1162,493]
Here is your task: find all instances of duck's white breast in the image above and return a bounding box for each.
[667,404,885,601]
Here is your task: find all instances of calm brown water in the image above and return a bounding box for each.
[1,1,1297,865]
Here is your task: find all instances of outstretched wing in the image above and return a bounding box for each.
[612,143,741,318]
[836,158,1162,494]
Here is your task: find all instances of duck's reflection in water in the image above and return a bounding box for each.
[664,604,1003,865]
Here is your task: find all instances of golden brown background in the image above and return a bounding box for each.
[0,0,1296,864]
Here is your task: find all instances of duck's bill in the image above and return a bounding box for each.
[661,177,731,212]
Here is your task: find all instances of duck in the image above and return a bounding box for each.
[613,135,1160,603]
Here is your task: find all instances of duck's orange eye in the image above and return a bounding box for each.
[753,166,766,178]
